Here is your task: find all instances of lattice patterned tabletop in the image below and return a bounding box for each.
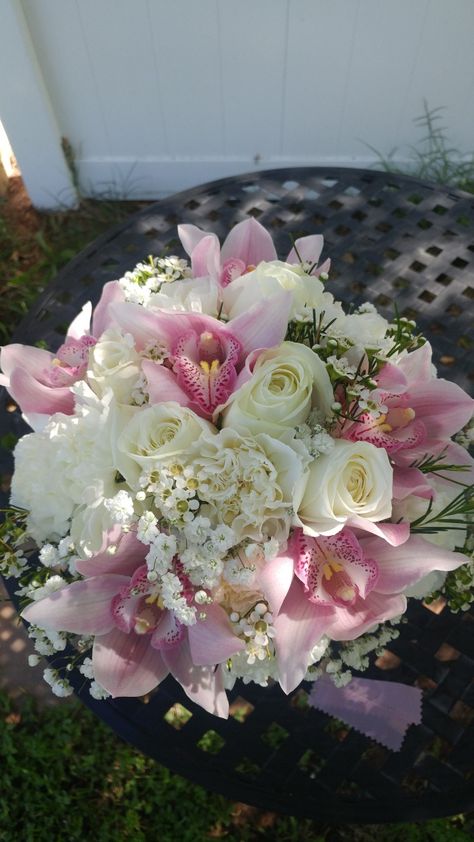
[2,168,473,823]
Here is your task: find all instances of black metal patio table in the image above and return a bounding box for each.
[2,167,474,824]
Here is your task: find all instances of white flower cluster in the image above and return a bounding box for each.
[119,256,192,306]
[43,668,73,697]
[28,623,68,656]
[79,657,111,699]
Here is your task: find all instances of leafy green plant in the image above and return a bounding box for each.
[367,101,474,192]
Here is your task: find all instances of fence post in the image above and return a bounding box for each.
[0,0,79,209]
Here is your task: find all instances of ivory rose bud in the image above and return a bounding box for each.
[222,341,334,438]
[87,328,141,403]
[295,439,393,537]
[116,402,213,486]
[222,260,340,321]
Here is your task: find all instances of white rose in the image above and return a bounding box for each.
[333,312,389,349]
[222,260,340,321]
[295,439,393,536]
[188,428,302,543]
[88,328,141,403]
[70,501,118,558]
[148,276,219,317]
[222,341,334,438]
[116,401,213,487]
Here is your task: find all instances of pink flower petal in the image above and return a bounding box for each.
[178,223,211,257]
[142,359,193,407]
[9,367,75,415]
[397,342,434,387]
[227,291,292,358]
[163,638,229,717]
[325,591,407,641]
[221,218,277,265]
[151,611,186,650]
[348,516,410,547]
[286,234,323,267]
[258,552,295,615]
[21,575,129,634]
[294,529,378,607]
[0,343,54,382]
[67,301,92,340]
[92,281,125,338]
[408,379,473,440]
[361,535,468,595]
[273,578,333,694]
[190,233,220,279]
[392,467,433,500]
[93,627,168,697]
[75,530,147,578]
[188,603,244,665]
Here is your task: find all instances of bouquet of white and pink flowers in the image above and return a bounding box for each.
[1,218,473,723]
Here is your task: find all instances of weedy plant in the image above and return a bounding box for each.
[367,101,474,193]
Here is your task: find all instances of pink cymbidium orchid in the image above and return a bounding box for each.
[178,217,330,287]
[22,533,243,716]
[111,291,292,419]
[343,343,473,465]
[261,528,467,694]
[0,281,124,420]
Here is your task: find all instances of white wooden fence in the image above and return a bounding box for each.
[1,0,474,208]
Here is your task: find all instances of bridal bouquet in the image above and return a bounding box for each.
[1,218,473,720]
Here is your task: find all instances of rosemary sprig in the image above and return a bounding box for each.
[410,484,474,534]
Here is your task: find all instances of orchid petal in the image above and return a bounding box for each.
[67,301,92,340]
[190,233,220,279]
[226,291,292,358]
[394,439,474,480]
[21,575,129,634]
[392,467,433,500]
[188,603,244,665]
[92,281,125,338]
[325,591,407,641]
[361,535,468,595]
[408,380,473,440]
[0,344,54,381]
[258,553,295,615]
[348,516,409,547]
[141,360,193,408]
[221,218,277,265]
[286,234,323,267]
[274,578,333,694]
[111,303,216,352]
[151,612,186,650]
[75,531,146,577]
[93,627,168,697]
[178,223,211,257]
[9,367,75,415]
[397,342,434,386]
[163,638,229,717]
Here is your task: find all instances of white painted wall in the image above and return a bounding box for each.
[1,0,473,208]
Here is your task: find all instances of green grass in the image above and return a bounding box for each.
[0,195,144,342]
[1,691,473,842]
